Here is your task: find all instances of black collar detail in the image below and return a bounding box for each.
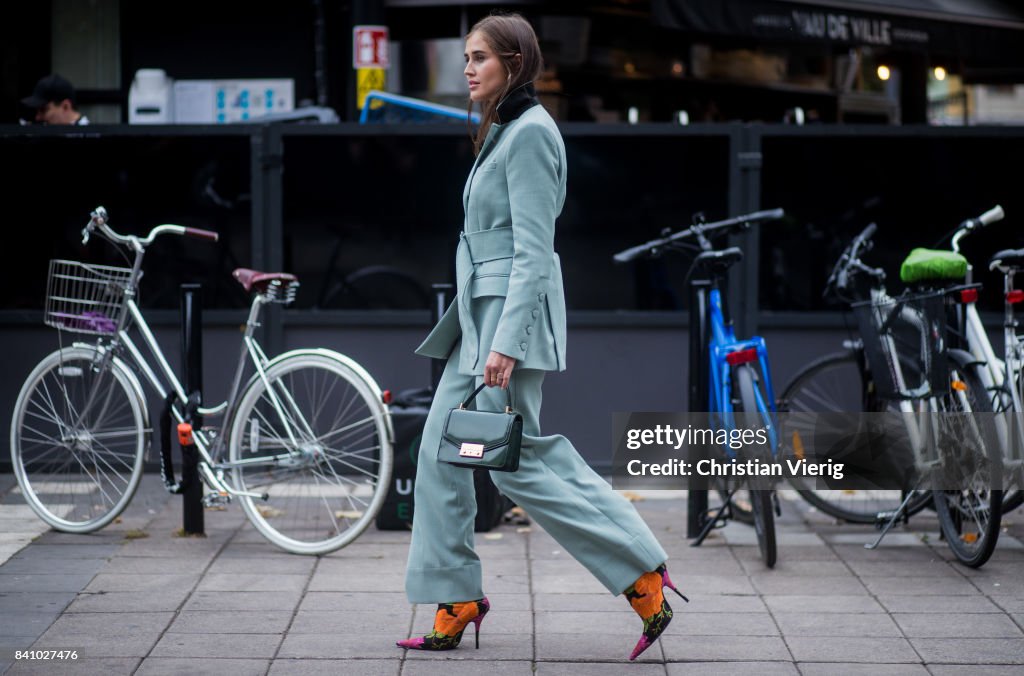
[495,82,539,125]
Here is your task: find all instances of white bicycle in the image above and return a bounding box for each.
[10,207,394,555]
[944,206,1024,514]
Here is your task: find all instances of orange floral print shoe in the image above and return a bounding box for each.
[626,564,688,660]
[396,597,490,651]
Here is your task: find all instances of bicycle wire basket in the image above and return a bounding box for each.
[851,290,948,401]
[44,259,133,335]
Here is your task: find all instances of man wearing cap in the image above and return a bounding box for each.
[22,74,89,125]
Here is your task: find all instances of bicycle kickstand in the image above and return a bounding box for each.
[691,489,736,547]
[865,482,924,550]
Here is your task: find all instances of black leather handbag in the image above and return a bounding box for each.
[437,382,522,472]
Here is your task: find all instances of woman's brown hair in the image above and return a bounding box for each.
[466,12,543,155]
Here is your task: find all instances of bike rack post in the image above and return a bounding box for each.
[430,283,453,392]
[180,283,205,536]
[687,279,712,538]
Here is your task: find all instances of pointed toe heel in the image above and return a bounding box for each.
[396,597,490,651]
[625,564,688,660]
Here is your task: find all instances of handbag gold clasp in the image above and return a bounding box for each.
[459,442,484,458]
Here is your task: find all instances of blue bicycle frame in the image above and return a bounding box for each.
[706,288,779,459]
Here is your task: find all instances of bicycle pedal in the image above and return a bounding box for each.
[202,493,231,509]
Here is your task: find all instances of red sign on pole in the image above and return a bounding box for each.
[353,26,390,69]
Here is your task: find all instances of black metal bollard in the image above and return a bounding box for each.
[180,284,205,536]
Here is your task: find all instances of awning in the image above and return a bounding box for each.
[652,0,1024,61]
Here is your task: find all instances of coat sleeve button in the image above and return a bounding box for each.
[520,342,527,351]
[526,326,532,335]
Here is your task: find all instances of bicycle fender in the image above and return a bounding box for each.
[947,347,985,370]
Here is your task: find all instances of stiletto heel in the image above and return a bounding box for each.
[396,597,490,651]
[626,564,687,661]
[661,567,689,603]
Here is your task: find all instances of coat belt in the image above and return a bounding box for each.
[456,227,515,368]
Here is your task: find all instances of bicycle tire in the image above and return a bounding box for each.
[734,363,777,568]
[932,350,1002,568]
[229,351,393,555]
[10,346,147,532]
[780,350,932,524]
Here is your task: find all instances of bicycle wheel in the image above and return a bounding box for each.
[10,346,147,532]
[932,351,1002,568]
[780,350,932,524]
[229,351,393,555]
[734,363,777,568]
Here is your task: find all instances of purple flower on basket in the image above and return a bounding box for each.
[74,311,117,334]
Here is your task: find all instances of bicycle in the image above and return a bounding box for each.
[10,207,394,555]
[780,217,1003,567]
[931,206,1024,515]
[615,208,785,568]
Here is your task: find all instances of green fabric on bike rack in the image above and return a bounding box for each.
[899,248,968,283]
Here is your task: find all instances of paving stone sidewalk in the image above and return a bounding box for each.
[1,474,1023,675]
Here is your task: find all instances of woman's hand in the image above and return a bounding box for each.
[485,351,517,388]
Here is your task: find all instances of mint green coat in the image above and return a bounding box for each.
[415,99,568,375]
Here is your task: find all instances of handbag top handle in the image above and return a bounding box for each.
[459,382,514,414]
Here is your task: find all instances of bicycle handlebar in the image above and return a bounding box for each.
[184,227,220,242]
[951,204,1004,252]
[82,206,219,248]
[977,204,1005,227]
[826,222,886,297]
[612,208,785,263]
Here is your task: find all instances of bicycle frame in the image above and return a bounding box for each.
[954,228,1024,493]
[705,288,778,456]
[68,222,302,501]
[964,267,1024,488]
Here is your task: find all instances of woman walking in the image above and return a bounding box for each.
[397,12,685,661]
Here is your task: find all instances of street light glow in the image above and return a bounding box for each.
[934,66,947,81]
[877,65,891,81]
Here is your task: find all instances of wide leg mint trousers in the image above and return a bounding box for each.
[405,343,668,604]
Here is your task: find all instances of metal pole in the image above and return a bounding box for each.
[181,283,205,536]
[687,280,711,538]
[313,0,328,107]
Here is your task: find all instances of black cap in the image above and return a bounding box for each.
[21,74,76,109]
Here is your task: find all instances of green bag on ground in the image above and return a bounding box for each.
[899,248,967,283]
